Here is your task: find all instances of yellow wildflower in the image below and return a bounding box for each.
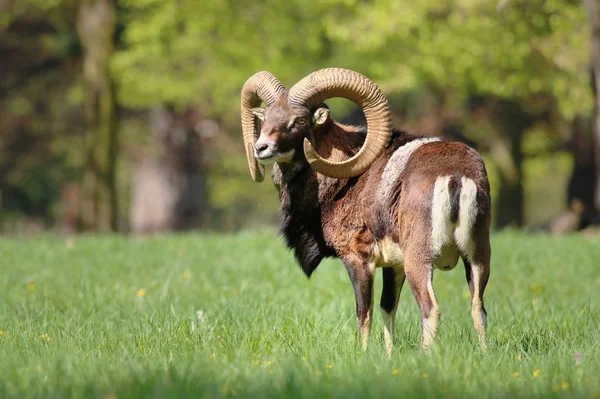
[530,283,543,294]
[0,330,5,336]
[136,288,147,298]
[392,369,400,375]
[209,353,216,359]
[301,356,308,362]
[27,283,36,292]
[39,333,51,342]
[533,369,541,378]
[561,382,570,390]
[327,364,333,369]
[513,372,520,378]
[263,360,273,367]
[422,373,428,378]
[182,271,191,279]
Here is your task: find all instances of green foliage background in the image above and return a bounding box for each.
[0,0,595,230]
[112,0,591,118]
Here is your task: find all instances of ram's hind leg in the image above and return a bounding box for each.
[405,257,440,350]
[380,267,406,357]
[463,241,490,350]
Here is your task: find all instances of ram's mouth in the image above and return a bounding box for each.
[255,149,295,165]
[255,154,277,165]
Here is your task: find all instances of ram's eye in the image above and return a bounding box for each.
[296,117,306,126]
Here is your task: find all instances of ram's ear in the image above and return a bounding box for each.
[251,107,266,121]
[312,107,330,126]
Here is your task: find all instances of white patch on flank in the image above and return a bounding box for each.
[377,137,440,206]
[430,176,453,255]
[454,177,478,258]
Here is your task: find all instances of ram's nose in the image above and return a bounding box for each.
[254,142,270,158]
[254,138,276,160]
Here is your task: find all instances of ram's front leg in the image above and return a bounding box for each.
[344,260,375,350]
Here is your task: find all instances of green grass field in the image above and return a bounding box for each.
[1,230,599,398]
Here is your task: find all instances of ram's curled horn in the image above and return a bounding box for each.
[240,71,287,182]
[288,68,392,178]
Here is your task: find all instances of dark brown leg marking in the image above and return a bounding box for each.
[345,261,374,350]
[380,267,405,356]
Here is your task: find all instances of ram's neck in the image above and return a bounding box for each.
[272,123,363,205]
[271,121,364,184]
[312,121,366,163]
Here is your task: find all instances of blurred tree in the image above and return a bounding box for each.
[76,0,119,232]
[0,0,83,233]
[112,0,336,231]
[324,0,590,227]
[129,106,210,234]
[113,0,333,111]
[0,0,596,233]
[474,97,534,227]
[584,0,600,215]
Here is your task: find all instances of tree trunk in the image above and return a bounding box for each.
[567,116,597,225]
[76,0,118,232]
[129,106,209,235]
[585,0,600,212]
[489,130,524,229]
[486,99,530,229]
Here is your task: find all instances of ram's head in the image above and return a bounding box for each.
[240,68,393,181]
